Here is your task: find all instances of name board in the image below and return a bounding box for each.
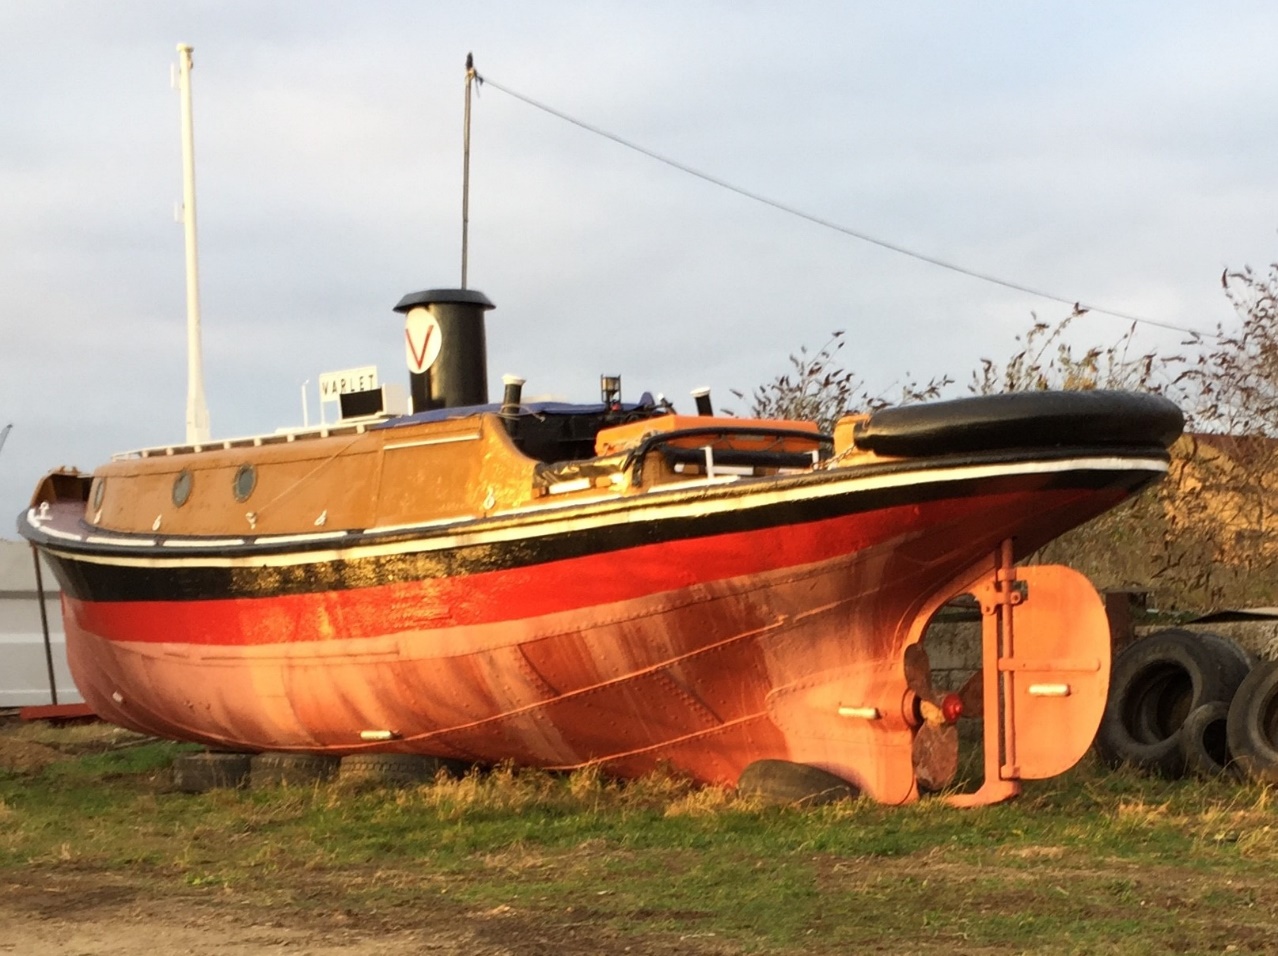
[319,366,378,402]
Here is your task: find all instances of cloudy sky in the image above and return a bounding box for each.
[2,2,1276,533]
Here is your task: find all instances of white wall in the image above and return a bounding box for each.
[0,539,81,706]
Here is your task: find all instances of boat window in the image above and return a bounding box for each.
[232,464,257,502]
[172,470,193,507]
[92,478,105,511]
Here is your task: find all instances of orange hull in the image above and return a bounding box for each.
[43,466,1143,804]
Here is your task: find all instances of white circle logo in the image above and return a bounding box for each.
[404,307,442,373]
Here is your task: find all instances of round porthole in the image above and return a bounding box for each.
[232,464,257,502]
[172,470,193,507]
[92,478,105,511]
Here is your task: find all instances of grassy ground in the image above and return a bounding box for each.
[3,723,1277,954]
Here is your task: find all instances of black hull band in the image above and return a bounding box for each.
[41,459,1160,604]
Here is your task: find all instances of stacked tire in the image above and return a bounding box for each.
[1095,629,1252,779]
[736,759,859,806]
[337,753,453,788]
[173,751,253,792]
[1227,660,1278,784]
[248,752,340,788]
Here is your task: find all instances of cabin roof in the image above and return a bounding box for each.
[374,397,657,429]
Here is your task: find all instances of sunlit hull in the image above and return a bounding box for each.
[29,438,1164,804]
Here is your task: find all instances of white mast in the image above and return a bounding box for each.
[177,43,211,445]
[462,52,475,289]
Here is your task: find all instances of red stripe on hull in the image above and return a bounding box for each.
[70,486,1110,646]
[65,549,918,800]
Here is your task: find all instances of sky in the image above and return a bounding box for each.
[2,1,1277,535]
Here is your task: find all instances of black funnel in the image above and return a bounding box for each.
[394,288,495,410]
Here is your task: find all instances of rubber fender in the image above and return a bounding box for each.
[852,390,1183,457]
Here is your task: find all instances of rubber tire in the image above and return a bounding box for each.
[737,759,858,807]
[1179,701,1235,779]
[249,752,340,789]
[1094,629,1251,778]
[1184,629,1258,674]
[1227,659,1278,785]
[173,752,252,792]
[338,753,447,788]
[1158,630,1253,778]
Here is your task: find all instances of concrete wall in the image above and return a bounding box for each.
[0,539,80,707]
[921,613,982,692]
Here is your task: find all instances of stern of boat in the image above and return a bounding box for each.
[900,539,1112,806]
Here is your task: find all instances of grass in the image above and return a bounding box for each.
[3,735,1277,954]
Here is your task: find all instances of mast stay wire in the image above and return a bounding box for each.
[474,70,1215,340]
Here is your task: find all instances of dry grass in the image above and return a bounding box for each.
[8,728,1278,953]
[664,783,737,817]
[2,719,145,750]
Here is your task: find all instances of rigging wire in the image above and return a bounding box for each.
[475,71,1216,340]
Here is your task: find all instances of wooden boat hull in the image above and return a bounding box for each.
[32,448,1163,803]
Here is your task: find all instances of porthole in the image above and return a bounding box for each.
[232,464,257,502]
[172,470,193,507]
[91,478,105,511]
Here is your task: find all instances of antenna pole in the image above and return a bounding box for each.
[461,53,475,289]
[177,43,211,444]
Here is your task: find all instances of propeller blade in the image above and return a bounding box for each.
[912,722,959,792]
[958,668,984,719]
[903,642,936,703]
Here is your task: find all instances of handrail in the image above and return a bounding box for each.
[625,425,832,486]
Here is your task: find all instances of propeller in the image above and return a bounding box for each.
[903,643,984,791]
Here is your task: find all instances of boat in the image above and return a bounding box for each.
[15,51,1184,806]
[17,302,1181,805]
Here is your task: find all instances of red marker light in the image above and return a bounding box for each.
[941,693,964,724]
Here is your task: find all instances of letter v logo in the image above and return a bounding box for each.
[404,308,442,373]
